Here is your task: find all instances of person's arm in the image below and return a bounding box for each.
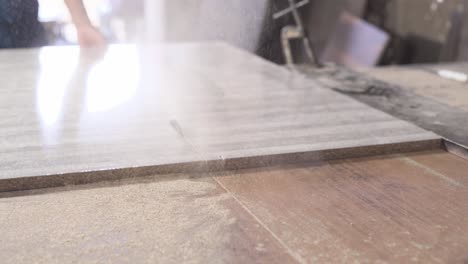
[64,0,105,47]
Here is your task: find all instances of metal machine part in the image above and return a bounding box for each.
[273,0,321,67]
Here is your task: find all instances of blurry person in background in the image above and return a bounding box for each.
[0,0,105,48]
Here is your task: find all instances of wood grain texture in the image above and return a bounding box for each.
[407,150,468,185]
[215,150,468,263]
[1,151,467,263]
[0,176,295,264]
[0,43,439,191]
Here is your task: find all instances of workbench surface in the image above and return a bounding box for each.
[1,150,467,263]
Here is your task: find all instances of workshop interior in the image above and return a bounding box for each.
[1,0,468,263]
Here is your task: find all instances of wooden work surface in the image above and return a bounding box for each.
[1,150,467,263]
[0,43,439,192]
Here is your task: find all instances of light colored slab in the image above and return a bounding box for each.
[0,43,439,191]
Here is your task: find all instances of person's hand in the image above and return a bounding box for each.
[76,24,106,47]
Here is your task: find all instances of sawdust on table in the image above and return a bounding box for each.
[0,177,239,263]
